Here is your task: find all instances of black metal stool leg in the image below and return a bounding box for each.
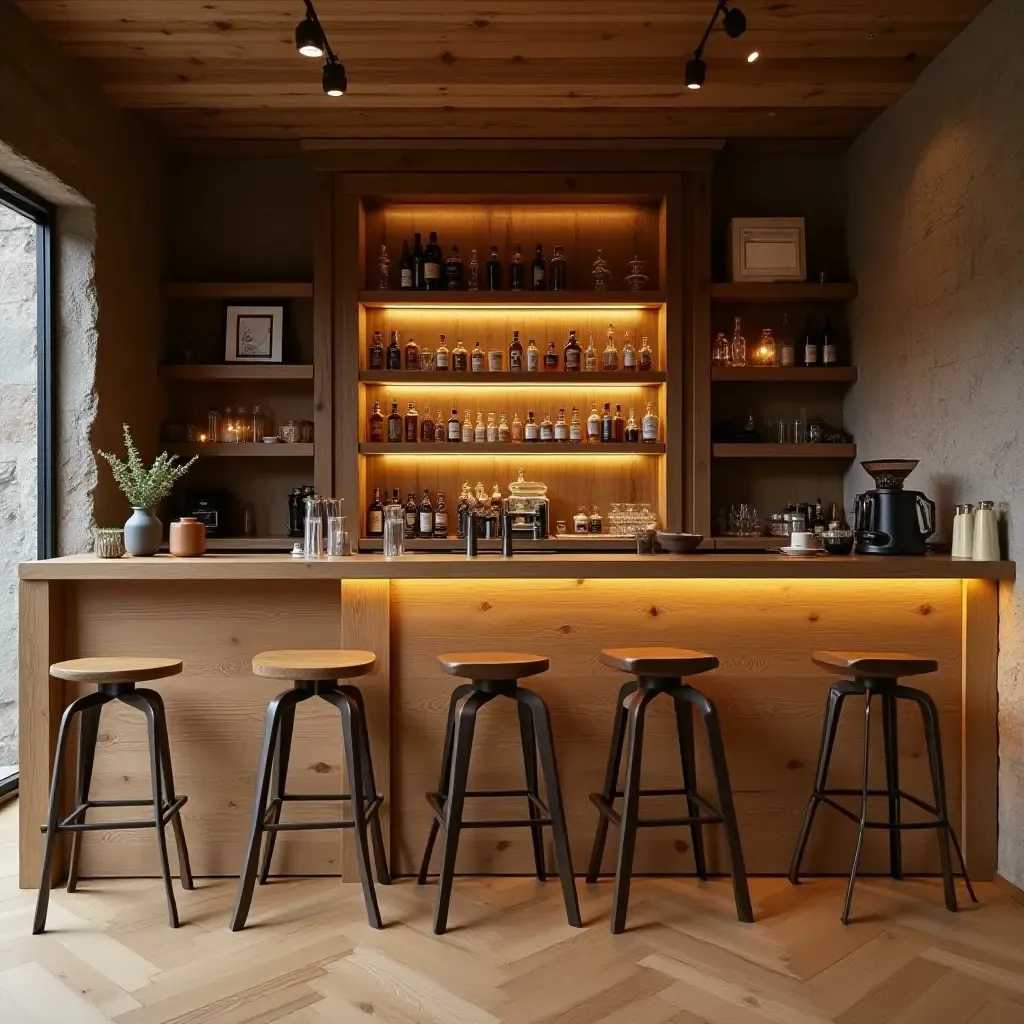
[672,692,707,880]
[517,688,581,928]
[841,690,874,924]
[881,692,902,880]
[66,704,102,894]
[518,700,546,882]
[258,700,295,884]
[586,681,636,884]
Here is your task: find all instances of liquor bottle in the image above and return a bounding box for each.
[625,407,639,443]
[778,314,795,367]
[584,333,599,372]
[549,245,567,290]
[510,411,523,442]
[509,329,523,372]
[642,402,660,443]
[411,232,425,290]
[730,316,747,367]
[367,487,384,537]
[486,245,501,290]
[524,411,539,443]
[461,410,473,443]
[455,482,471,539]
[368,329,384,370]
[569,407,583,443]
[386,330,402,370]
[813,496,824,536]
[803,315,818,366]
[447,407,461,442]
[404,335,420,370]
[404,492,418,539]
[399,240,413,289]
[474,412,486,443]
[404,402,419,442]
[387,401,402,443]
[602,324,619,371]
[526,338,540,372]
[638,335,653,372]
[368,400,385,442]
[564,329,582,372]
[445,244,463,289]
[418,489,435,537]
[509,243,525,291]
[471,341,485,372]
[431,336,448,373]
[589,505,603,534]
[531,244,547,290]
[498,413,510,442]
[467,249,480,291]
[587,404,601,443]
[711,332,730,367]
[486,412,498,442]
[376,243,390,289]
[554,408,569,442]
[822,315,837,365]
[452,338,468,371]
[612,404,625,442]
[622,332,637,371]
[539,411,554,442]
[423,231,443,290]
[600,402,613,442]
[420,403,435,442]
[392,488,401,509]
[488,348,503,372]
[573,506,589,533]
[543,341,558,371]
[434,491,448,537]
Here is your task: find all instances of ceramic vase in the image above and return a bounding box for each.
[124,507,162,556]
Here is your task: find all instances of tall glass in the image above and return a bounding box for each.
[383,505,405,559]
[327,516,348,556]
[304,496,324,557]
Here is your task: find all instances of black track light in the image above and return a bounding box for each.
[322,58,347,97]
[722,5,747,39]
[685,56,707,90]
[295,14,324,58]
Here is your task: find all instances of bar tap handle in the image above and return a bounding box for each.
[466,512,479,558]
[502,502,514,558]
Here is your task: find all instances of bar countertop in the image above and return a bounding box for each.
[18,552,1016,581]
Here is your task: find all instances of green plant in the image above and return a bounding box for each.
[98,424,197,509]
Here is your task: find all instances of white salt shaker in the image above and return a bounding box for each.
[952,503,975,558]
[972,500,1000,560]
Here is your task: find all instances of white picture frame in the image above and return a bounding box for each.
[728,217,807,282]
[225,305,284,363]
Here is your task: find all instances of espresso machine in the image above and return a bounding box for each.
[505,469,549,540]
[854,459,936,555]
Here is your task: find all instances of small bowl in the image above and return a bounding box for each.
[262,436,280,444]
[655,532,704,554]
[822,529,855,555]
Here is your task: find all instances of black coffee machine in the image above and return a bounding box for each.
[854,459,936,555]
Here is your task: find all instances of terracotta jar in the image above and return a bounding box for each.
[169,517,206,557]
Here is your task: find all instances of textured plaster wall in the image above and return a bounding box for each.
[845,0,1024,885]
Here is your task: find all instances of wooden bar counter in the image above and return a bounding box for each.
[19,553,1012,889]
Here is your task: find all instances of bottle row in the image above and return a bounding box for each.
[713,314,843,368]
[377,233,650,292]
[162,406,313,445]
[368,401,660,444]
[368,326,656,373]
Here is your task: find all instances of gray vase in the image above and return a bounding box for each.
[124,507,162,556]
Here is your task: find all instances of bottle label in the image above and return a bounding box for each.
[565,349,581,370]
[369,511,383,533]
[624,350,636,368]
[780,345,795,367]
[436,351,449,369]
[574,517,588,534]
[569,424,582,442]
[498,426,509,442]
[585,354,598,371]
[400,269,412,288]
[540,424,554,441]
[419,511,433,533]
[405,512,417,534]
[462,426,473,443]
[533,266,545,286]
[448,421,460,441]
[587,422,600,440]
[475,428,486,442]
[524,423,539,441]
[486,425,498,442]
[805,344,818,364]
[526,351,539,372]
[554,423,568,441]
[452,354,467,371]
[488,352,503,371]
[388,424,402,442]
[643,418,659,441]
[471,354,484,372]
[434,512,448,534]
[369,350,383,370]
[424,263,440,280]
[823,344,837,364]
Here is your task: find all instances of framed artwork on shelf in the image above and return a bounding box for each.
[225,305,284,363]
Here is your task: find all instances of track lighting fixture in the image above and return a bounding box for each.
[322,58,347,97]
[686,1,752,90]
[722,5,747,39]
[685,57,707,90]
[295,1,345,96]
[295,13,324,58]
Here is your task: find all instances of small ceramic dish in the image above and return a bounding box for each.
[262,436,280,444]
[780,546,826,557]
[655,532,704,554]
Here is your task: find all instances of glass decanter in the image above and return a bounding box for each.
[591,249,612,291]
[624,254,649,292]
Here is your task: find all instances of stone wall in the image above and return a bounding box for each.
[845,0,1024,885]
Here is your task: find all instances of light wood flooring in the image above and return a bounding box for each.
[3,799,1024,1024]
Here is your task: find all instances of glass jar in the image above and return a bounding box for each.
[573,506,589,534]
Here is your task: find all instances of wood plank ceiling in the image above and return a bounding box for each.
[16,0,991,144]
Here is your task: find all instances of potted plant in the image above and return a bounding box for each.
[98,424,197,556]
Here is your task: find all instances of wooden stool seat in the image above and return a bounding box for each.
[50,657,183,685]
[812,650,938,679]
[252,649,376,680]
[600,647,719,677]
[437,651,549,681]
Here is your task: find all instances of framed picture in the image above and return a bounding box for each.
[225,305,284,363]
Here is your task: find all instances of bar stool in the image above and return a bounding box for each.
[789,651,978,923]
[34,657,193,935]
[586,647,753,934]
[231,650,390,932]
[417,651,581,935]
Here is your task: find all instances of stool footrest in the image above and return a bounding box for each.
[262,794,383,832]
[589,789,722,829]
[818,792,945,829]
[42,796,188,834]
[426,791,552,830]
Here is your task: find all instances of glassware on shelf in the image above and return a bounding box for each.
[622,331,637,371]
[549,245,567,290]
[584,334,599,372]
[638,335,654,371]
[711,332,730,366]
[467,249,480,291]
[794,406,809,444]
[383,504,405,559]
[624,255,649,292]
[753,328,776,366]
[601,323,619,371]
[303,495,324,558]
[377,244,390,289]
[591,249,612,291]
[420,348,436,371]
[327,515,348,557]
[721,503,764,537]
[730,317,747,367]
[250,405,265,443]
[235,406,249,442]
[206,409,221,444]
[510,243,525,291]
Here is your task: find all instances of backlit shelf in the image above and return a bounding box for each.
[358,371,666,386]
[712,443,856,459]
[359,290,666,310]
[358,536,645,553]
[711,366,857,383]
[359,442,665,456]
[164,443,314,458]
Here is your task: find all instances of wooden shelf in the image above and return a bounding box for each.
[358,535,646,553]
[712,443,856,459]
[358,371,666,386]
[710,282,858,303]
[711,366,857,383]
[359,442,665,456]
[165,443,314,458]
[163,281,313,299]
[163,536,299,552]
[359,290,666,309]
[160,364,314,382]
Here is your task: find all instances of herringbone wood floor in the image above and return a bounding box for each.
[2,801,1024,1024]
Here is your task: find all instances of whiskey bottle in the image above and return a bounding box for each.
[447,407,461,442]
[638,335,653,372]
[452,338,468,371]
[543,341,558,371]
[509,329,523,372]
[434,491,448,537]
[498,413,510,442]
[602,324,619,371]
[404,492,418,539]
[531,244,547,290]
[411,232,425,290]
[486,245,501,290]
[622,331,637,371]
[625,407,639,443]
[612,404,625,442]
[524,411,539,443]
[589,505,603,534]
[368,400,385,443]
[642,402,660,443]
[584,333,599,372]
[803,316,818,366]
[420,403,435,442]
[399,240,413,290]
[564,329,582,372]
[822,315,837,365]
[731,316,747,367]
[778,314,795,368]
[436,333,450,371]
[386,330,402,370]
[367,487,384,537]
[526,338,540,372]
[600,402,613,443]
[387,401,403,443]
[461,410,473,443]
[510,243,525,291]
[549,245,567,290]
[510,411,524,442]
[418,489,435,537]
[404,335,420,370]
[445,244,463,289]
[539,411,554,442]
[470,341,485,372]
[486,412,498,442]
[467,249,480,291]
[404,402,419,442]
[423,231,443,290]
[474,411,486,443]
[587,404,601,443]
[553,408,569,442]
[392,488,401,508]
[569,407,583,443]
[368,329,384,370]
[456,482,472,538]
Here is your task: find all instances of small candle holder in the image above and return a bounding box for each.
[752,328,777,367]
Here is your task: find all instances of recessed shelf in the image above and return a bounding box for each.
[710,282,858,303]
[359,442,664,456]
[711,366,857,383]
[359,290,666,309]
[358,536,646,553]
[164,443,314,458]
[163,281,313,299]
[358,371,666,387]
[712,443,856,459]
[172,536,299,552]
[160,364,314,382]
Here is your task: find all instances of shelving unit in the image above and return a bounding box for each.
[360,442,665,456]
[165,443,314,458]
[360,291,666,308]
[358,371,667,386]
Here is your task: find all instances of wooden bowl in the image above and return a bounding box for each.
[655,532,704,554]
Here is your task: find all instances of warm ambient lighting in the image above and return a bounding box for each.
[747,50,759,62]
[688,1,749,88]
[361,302,662,313]
[362,378,665,389]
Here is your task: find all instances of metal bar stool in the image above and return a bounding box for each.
[586,647,753,934]
[35,657,193,935]
[231,649,390,931]
[417,651,581,936]
[789,650,978,923]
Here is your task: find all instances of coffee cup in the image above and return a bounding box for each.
[789,531,818,550]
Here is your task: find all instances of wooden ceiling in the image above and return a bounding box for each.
[17,0,990,144]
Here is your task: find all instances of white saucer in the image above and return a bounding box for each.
[780,546,826,557]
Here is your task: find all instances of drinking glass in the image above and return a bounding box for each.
[303,496,324,557]
[327,516,348,557]
[383,505,405,559]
